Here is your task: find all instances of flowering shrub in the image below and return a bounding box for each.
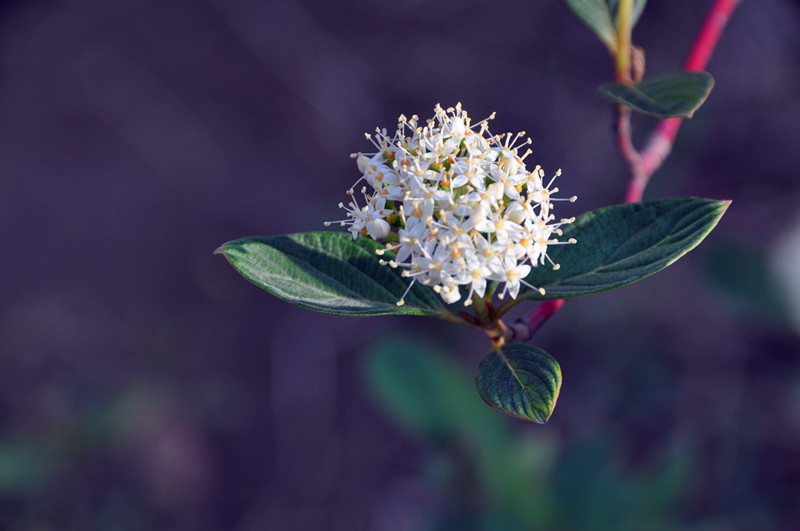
[217,0,736,423]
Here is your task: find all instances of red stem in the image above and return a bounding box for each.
[684,0,740,72]
[522,0,739,337]
[637,0,740,198]
[523,299,565,337]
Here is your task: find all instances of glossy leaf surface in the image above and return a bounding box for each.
[598,71,714,118]
[477,343,562,423]
[216,233,449,317]
[521,198,729,300]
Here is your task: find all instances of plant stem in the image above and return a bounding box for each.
[639,0,740,187]
[615,0,634,84]
[512,299,565,340]
[472,292,490,325]
[486,318,509,349]
[617,105,646,201]
[517,0,739,339]
[684,0,740,72]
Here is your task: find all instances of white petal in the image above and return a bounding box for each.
[506,280,521,299]
[440,284,461,304]
[367,218,391,240]
[451,175,469,188]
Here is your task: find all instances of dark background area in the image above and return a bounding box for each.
[1,0,800,529]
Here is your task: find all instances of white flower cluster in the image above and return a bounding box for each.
[325,103,576,307]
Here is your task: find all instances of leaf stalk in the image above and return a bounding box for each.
[615,0,634,84]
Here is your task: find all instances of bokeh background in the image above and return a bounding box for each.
[2,0,800,529]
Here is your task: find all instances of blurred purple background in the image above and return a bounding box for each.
[2,0,800,529]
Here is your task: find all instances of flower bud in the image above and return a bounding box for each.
[356,155,368,173]
[366,218,391,240]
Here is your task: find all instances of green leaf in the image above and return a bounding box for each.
[476,343,562,423]
[597,71,715,118]
[521,198,729,301]
[216,232,450,317]
[561,0,617,51]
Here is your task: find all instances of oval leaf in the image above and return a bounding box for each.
[521,197,729,300]
[598,71,714,118]
[216,232,450,317]
[561,0,616,51]
[477,343,562,423]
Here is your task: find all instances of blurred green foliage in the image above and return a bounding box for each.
[365,338,693,530]
[704,242,791,322]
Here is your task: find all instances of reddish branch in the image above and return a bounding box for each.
[517,0,739,339]
[511,299,564,342]
[638,0,740,187]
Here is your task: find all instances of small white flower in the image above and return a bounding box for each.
[497,259,532,300]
